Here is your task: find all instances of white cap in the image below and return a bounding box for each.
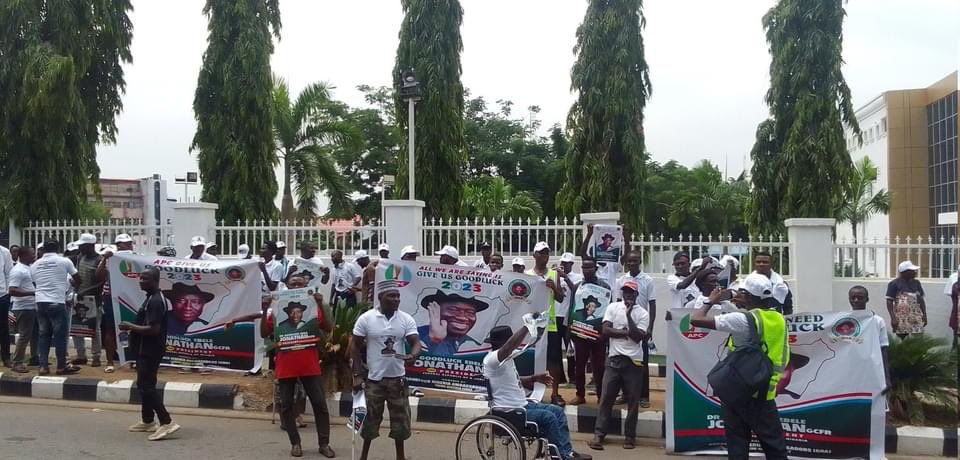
[560,252,575,263]
[533,241,550,253]
[99,245,116,255]
[276,241,286,249]
[512,257,526,266]
[897,260,920,273]
[740,273,774,299]
[66,242,79,252]
[114,233,133,244]
[400,245,418,257]
[75,233,97,246]
[435,245,460,259]
[205,241,217,250]
[238,244,250,257]
[719,254,740,269]
[190,235,207,247]
[355,250,369,260]
[379,243,390,252]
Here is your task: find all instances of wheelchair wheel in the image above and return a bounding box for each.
[456,415,526,460]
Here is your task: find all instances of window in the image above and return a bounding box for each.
[881,117,887,134]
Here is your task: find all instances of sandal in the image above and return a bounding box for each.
[12,365,29,374]
[551,394,566,407]
[296,416,307,428]
[56,365,81,375]
[104,366,115,373]
[290,444,303,457]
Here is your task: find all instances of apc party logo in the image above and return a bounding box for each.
[508,279,532,300]
[678,313,708,339]
[384,263,413,288]
[119,260,140,279]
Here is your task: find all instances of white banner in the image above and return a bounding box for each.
[109,254,263,371]
[666,309,886,459]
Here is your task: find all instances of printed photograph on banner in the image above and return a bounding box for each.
[271,287,322,351]
[108,254,263,371]
[590,224,623,263]
[70,296,99,338]
[292,257,326,289]
[376,260,549,393]
[568,283,612,341]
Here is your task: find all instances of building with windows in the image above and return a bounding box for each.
[89,174,175,226]
[841,72,958,276]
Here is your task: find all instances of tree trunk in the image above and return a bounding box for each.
[851,221,858,277]
[280,154,295,222]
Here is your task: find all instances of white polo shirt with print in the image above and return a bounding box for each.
[353,307,418,381]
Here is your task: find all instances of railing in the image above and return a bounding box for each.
[628,234,791,275]
[834,236,959,279]
[421,217,584,258]
[213,220,385,257]
[21,220,174,255]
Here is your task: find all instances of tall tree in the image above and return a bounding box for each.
[749,0,860,233]
[837,156,891,270]
[557,0,652,231]
[272,78,358,221]
[0,0,133,224]
[192,0,281,223]
[394,0,466,217]
[462,176,543,220]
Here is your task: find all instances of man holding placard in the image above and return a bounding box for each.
[567,256,612,405]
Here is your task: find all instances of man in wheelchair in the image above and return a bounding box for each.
[483,323,593,460]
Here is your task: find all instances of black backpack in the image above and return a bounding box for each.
[707,310,774,407]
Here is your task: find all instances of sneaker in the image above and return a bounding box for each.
[572,452,593,460]
[587,436,604,451]
[318,445,336,458]
[639,399,650,409]
[71,357,88,365]
[91,358,101,368]
[128,421,159,432]
[147,423,180,441]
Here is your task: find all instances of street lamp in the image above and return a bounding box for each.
[380,174,395,226]
[398,69,422,201]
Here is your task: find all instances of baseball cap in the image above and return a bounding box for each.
[479,241,492,249]
[400,245,419,257]
[560,252,575,263]
[114,233,133,244]
[237,244,250,257]
[276,241,287,249]
[621,279,639,292]
[190,236,206,247]
[897,261,920,273]
[511,257,525,266]
[355,250,369,260]
[435,245,460,259]
[66,242,79,252]
[740,273,774,299]
[205,241,217,249]
[533,241,550,253]
[719,254,740,269]
[379,243,390,252]
[75,233,96,246]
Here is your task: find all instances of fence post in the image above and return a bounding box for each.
[785,218,836,312]
[8,218,22,247]
[172,202,219,256]
[383,200,425,255]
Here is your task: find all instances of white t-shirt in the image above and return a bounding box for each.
[332,262,362,293]
[454,260,470,267]
[261,259,286,296]
[9,263,36,311]
[875,314,889,347]
[602,301,649,360]
[616,272,656,308]
[945,273,959,296]
[31,253,77,304]
[187,253,218,261]
[483,351,528,410]
[667,274,700,309]
[684,296,737,312]
[557,272,583,319]
[353,308,418,381]
[473,259,489,270]
[0,245,12,295]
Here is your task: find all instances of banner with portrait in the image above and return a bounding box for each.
[291,257,327,289]
[271,287,322,352]
[568,283,612,341]
[70,296,99,338]
[589,224,624,263]
[108,253,263,372]
[374,260,549,393]
[666,309,886,459]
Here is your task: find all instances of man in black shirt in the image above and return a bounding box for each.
[120,267,181,440]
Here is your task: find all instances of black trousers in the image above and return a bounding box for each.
[1,295,11,361]
[639,338,650,399]
[721,398,787,460]
[279,375,330,447]
[136,356,172,425]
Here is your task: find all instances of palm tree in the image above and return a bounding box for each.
[272,77,360,221]
[837,157,891,273]
[462,176,542,220]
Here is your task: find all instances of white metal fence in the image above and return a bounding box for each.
[628,234,791,275]
[834,236,959,279]
[20,220,174,254]
[421,217,584,258]
[213,220,386,257]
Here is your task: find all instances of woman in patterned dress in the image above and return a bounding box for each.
[885,261,927,338]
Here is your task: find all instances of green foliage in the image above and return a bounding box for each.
[644,160,751,238]
[273,77,359,221]
[887,335,958,424]
[394,0,467,217]
[320,301,365,391]
[558,0,651,232]
[462,176,543,220]
[192,0,281,223]
[0,0,133,225]
[79,201,113,221]
[750,0,860,233]
[837,156,891,240]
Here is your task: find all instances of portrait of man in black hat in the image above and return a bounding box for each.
[417,290,490,356]
[278,302,309,332]
[163,283,215,335]
[598,233,616,253]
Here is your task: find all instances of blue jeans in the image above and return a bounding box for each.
[37,302,68,370]
[525,402,573,459]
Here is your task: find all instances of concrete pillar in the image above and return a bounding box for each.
[172,202,219,256]
[8,219,22,247]
[579,212,621,231]
[383,200,425,255]
[785,218,836,312]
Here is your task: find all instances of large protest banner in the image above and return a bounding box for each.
[272,287,322,351]
[108,254,263,371]
[666,309,886,459]
[375,260,549,393]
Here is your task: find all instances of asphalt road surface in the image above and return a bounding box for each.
[0,400,934,460]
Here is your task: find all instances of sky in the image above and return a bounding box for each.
[97,0,959,206]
